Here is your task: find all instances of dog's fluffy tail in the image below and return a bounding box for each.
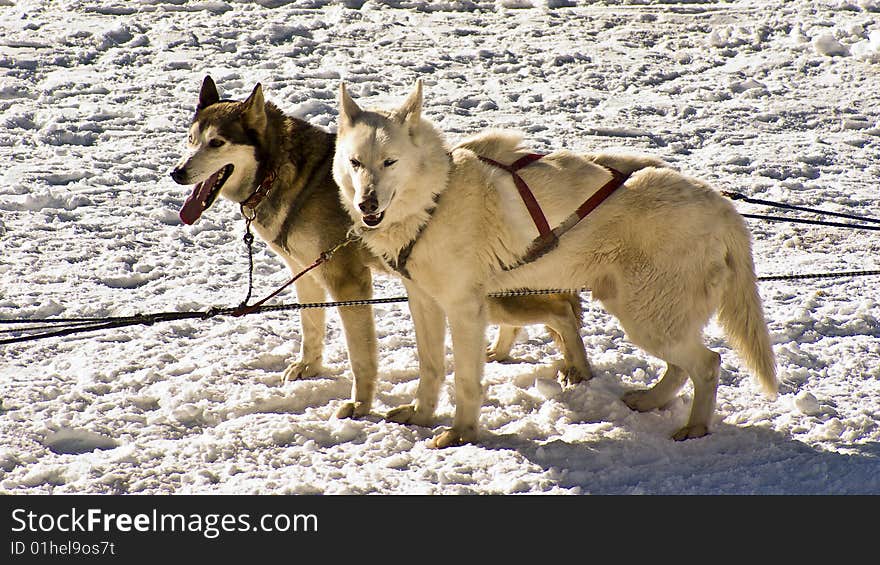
[717,218,778,398]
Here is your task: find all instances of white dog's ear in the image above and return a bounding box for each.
[339,82,362,129]
[198,75,220,112]
[394,79,423,127]
[242,83,267,133]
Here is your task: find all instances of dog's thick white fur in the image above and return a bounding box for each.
[333,81,777,447]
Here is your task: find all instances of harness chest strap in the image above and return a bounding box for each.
[479,154,628,269]
[478,153,551,238]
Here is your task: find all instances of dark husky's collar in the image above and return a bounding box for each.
[383,193,441,280]
[240,168,278,217]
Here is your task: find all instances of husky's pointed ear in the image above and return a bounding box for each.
[394,79,423,126]
[242,83,267,133]
[198,75,220,112]
[339,82,362,129]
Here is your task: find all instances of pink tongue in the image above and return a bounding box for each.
[179,171,219,225]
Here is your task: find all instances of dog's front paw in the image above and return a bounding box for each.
[671,424,709,441]
[281,359,322,383]
[427,427,476,449]
[385,404,434,427]
[336,401,371,419]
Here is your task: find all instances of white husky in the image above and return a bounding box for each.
[333,81,777,448]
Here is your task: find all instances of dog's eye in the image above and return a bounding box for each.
[383,159,397,168]
[188,134,195,144]
[208,139,225,148]
[350,158,362,169]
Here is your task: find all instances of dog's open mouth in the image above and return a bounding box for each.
[362,211,385,227]
[179,164,233,225]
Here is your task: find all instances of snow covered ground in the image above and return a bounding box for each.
[1,0,879,494]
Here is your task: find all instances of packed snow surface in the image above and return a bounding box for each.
[1,0,879,494]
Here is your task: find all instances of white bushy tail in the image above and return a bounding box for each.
[717,223,778,398]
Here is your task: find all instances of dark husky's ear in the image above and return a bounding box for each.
[198,75,220,112]
[393,79,422,128]
[242,83,267,133]
[338,82,362,130]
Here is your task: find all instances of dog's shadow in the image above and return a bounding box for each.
[252,358,880,495]
[381,360,880,494]
[479,424,880,494]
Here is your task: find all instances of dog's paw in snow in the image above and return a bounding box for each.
[486,326,520,362]
[672,424,709,441]
[281,359,322,383]
[336,401,370,419]
[621,389,666,412]
[427,427,476,449]
[486,344,510,362]
[559,365,591,386]
[385,404,434,427]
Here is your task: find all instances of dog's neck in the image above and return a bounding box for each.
[240,168,277,213]
[379,193,441,279]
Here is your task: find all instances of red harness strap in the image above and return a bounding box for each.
[575,166,628,219]
[479,153,628,268]
[479,153,552,240]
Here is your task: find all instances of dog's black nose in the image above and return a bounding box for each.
[170,167,186,184]
[359,192,379,214]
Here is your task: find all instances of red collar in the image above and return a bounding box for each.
[240,168,277,214]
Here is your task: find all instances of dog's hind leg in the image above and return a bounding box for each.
[487,294,591,384]
[487,325,520,362]
[282,274,326,383]
[623,364,688,412]
[386,280,446,428]
[623,340,721,441]
[543,299,592,385]
[601,270,720,440]
[667,342,721,440]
